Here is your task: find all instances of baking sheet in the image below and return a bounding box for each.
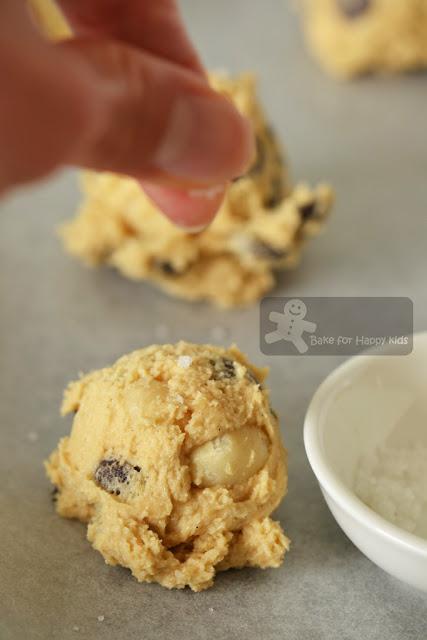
[1,1,427,638]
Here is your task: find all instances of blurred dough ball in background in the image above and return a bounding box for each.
[299,0,427,78]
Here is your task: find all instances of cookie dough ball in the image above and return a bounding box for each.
[300,0,427,77]
[46,343,289,592]
[33,1,333,306]
[60,73,333,307]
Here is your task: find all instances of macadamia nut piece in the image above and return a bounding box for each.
[190,426,269,488]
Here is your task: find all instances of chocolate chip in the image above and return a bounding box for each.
[265,177,285,209]
[51,486,59,502]
[299,201,317,221]
[246,369,261,386]
[133,465,141,472]
[337,0,371,18]
[154,259,192,277]
[251,240,287,261]
[248,136,267,176]
[156,261,180,276]
[94,459,134,495]
[234,128,282,183]
[210,357,236,380]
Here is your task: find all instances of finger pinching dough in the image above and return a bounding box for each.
[30,0,333,306]
[46,343,290,591]
[300,0,427,78]
[60,73,333,307]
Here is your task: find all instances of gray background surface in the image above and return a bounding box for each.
[1,1,427,638]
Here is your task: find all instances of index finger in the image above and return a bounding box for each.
[56,0,205,74]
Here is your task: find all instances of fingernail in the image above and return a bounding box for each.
[175,222,210,234]
[153,94,254,183]
[188,184,225,200]
[141,182,225,232]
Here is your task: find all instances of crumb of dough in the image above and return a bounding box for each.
[28,0,72,40]
[46,342,290,591]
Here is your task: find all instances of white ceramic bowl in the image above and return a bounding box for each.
[304,331,427,592]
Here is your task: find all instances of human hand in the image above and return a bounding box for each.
[0,0,254,229]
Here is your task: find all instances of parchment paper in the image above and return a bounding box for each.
[1,1,427,638]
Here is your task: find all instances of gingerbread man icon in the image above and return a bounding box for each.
[265,299,317,354]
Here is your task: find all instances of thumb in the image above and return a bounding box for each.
[62,38,254,226]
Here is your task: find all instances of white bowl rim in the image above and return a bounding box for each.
[304,330,427,558]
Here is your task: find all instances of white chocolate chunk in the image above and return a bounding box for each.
[190,426,269,488]
[177,355,192,369]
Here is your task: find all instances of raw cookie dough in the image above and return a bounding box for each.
[30,0,334,306]
[60,73,333,307]
[46,343,289,592]
[300,0,427,78]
